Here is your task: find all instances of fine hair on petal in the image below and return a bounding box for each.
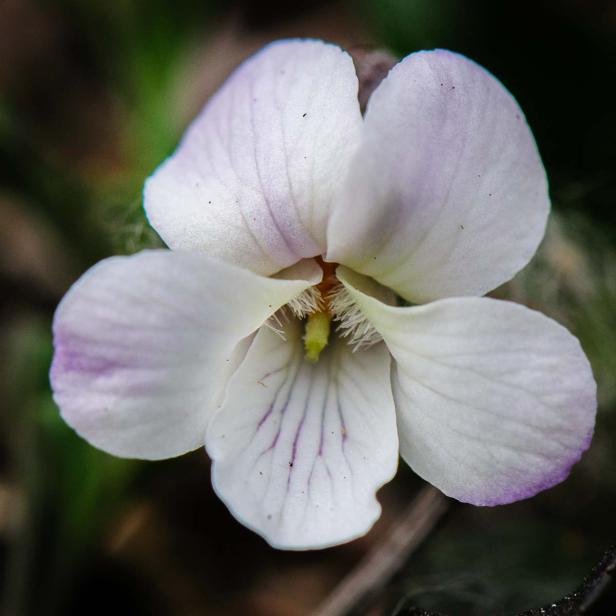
[328,283,383,351]
[286,286,323,318]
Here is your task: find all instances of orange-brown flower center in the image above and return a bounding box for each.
[314,256,339,314]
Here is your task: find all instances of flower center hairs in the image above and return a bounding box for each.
[281,257,390,362]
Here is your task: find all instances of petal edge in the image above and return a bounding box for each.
[340,268,596,505]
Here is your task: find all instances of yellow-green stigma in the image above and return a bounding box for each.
[304,311,332,362]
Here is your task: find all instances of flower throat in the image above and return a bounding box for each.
[303,257,338,362]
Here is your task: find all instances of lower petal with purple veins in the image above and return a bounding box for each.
[206,320,398,550]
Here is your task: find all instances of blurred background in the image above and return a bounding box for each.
[1,1,615,614]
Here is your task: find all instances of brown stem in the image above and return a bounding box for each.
[314,485,449,616]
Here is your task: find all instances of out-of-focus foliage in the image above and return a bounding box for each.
[1,319,137,615]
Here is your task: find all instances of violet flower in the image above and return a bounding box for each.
[51,40,596,549]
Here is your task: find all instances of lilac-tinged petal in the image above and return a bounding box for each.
[51,250,320,460]
[145,39,363,276]
[328,50,549,303]
[206,321,398,549]
[339,267,596,505]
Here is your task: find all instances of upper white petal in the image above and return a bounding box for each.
[340,267,596,505]
[328,49,550,303]
[207,321,398,550]
[51,250,320,460]
[144,39,363,275]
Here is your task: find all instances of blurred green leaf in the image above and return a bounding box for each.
[1,318,138,616]
[355,0,467,52]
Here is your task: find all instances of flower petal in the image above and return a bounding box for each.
[339,267,596,505]
[144,39,363,276]
[207,321,398,549]
[51,250,320,460]
[328,50,549,303]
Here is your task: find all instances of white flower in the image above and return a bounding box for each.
[50,40,596,550]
